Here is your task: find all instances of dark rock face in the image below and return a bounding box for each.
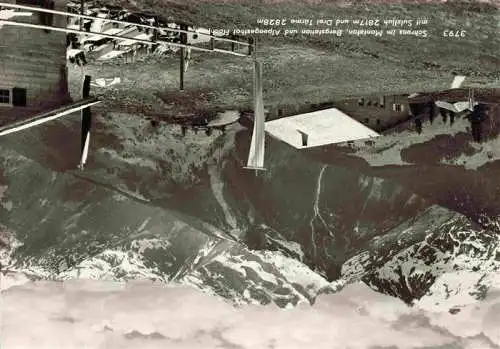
[362,216,499,304]
[1,99,499,307]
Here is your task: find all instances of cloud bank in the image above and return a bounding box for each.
[1,279,499,349]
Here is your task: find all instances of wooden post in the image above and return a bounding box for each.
[230,31,235,52]
[248,37,254,56]
[180,49,185,90]
[79,75,92,170]
[82,75,90,98]
[43,1,54,33]
[209,28,214,50]
[179,23,188,91]
[79,0,84,31]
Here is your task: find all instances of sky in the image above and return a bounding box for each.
[1,279,499,349]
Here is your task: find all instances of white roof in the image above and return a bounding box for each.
[207,111,240,127]
[90,18,105,32]
[265,108,380,149]
[104,28,125,35]
[66,49,83,59]
[451,75,466,89]
[91,44,110,52]
[189,27,212,44]
[91,77,121,87]
[97,50,127,60]
[435,100,478,113]
[117,33,152,46]
[84,28,124,42]
[454,101,478,112]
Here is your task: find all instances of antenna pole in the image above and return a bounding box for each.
[79,0,84,31]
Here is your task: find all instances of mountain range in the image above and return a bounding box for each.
[1,104,499,314]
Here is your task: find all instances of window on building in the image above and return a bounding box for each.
[379,96,385,108]
[364,118,369,124]
[376,119,381,125]
[0,89,10,104]
[358,98,365,106]
[393,103,404,112]
[12,88,27,107]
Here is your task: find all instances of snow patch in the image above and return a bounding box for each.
[99,148,158,170]
[260,250,329,293]
[130,238,172,255]
[58,248,166,282]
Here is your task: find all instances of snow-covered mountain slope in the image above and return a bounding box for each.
[180,243,339,307]
[354,211,500,307]
[1,222,337,307]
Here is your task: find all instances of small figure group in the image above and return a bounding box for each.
[68,50,87,66]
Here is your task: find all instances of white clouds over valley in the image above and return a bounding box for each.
[1,279,499,349]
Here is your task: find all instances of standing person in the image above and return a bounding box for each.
[133,46,138,62]
[78,51,87,65]
[84,20,91,32]
[184,47,191,72]
[469,104,487,142]
[442,109,448,124]
[415,118,423,134]
[426,103,434,124]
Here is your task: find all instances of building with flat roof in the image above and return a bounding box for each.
[265,108,380,149]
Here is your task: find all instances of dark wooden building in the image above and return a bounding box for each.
[337,94,410,131]
[261,94,411,133]
[0,0,71,121]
